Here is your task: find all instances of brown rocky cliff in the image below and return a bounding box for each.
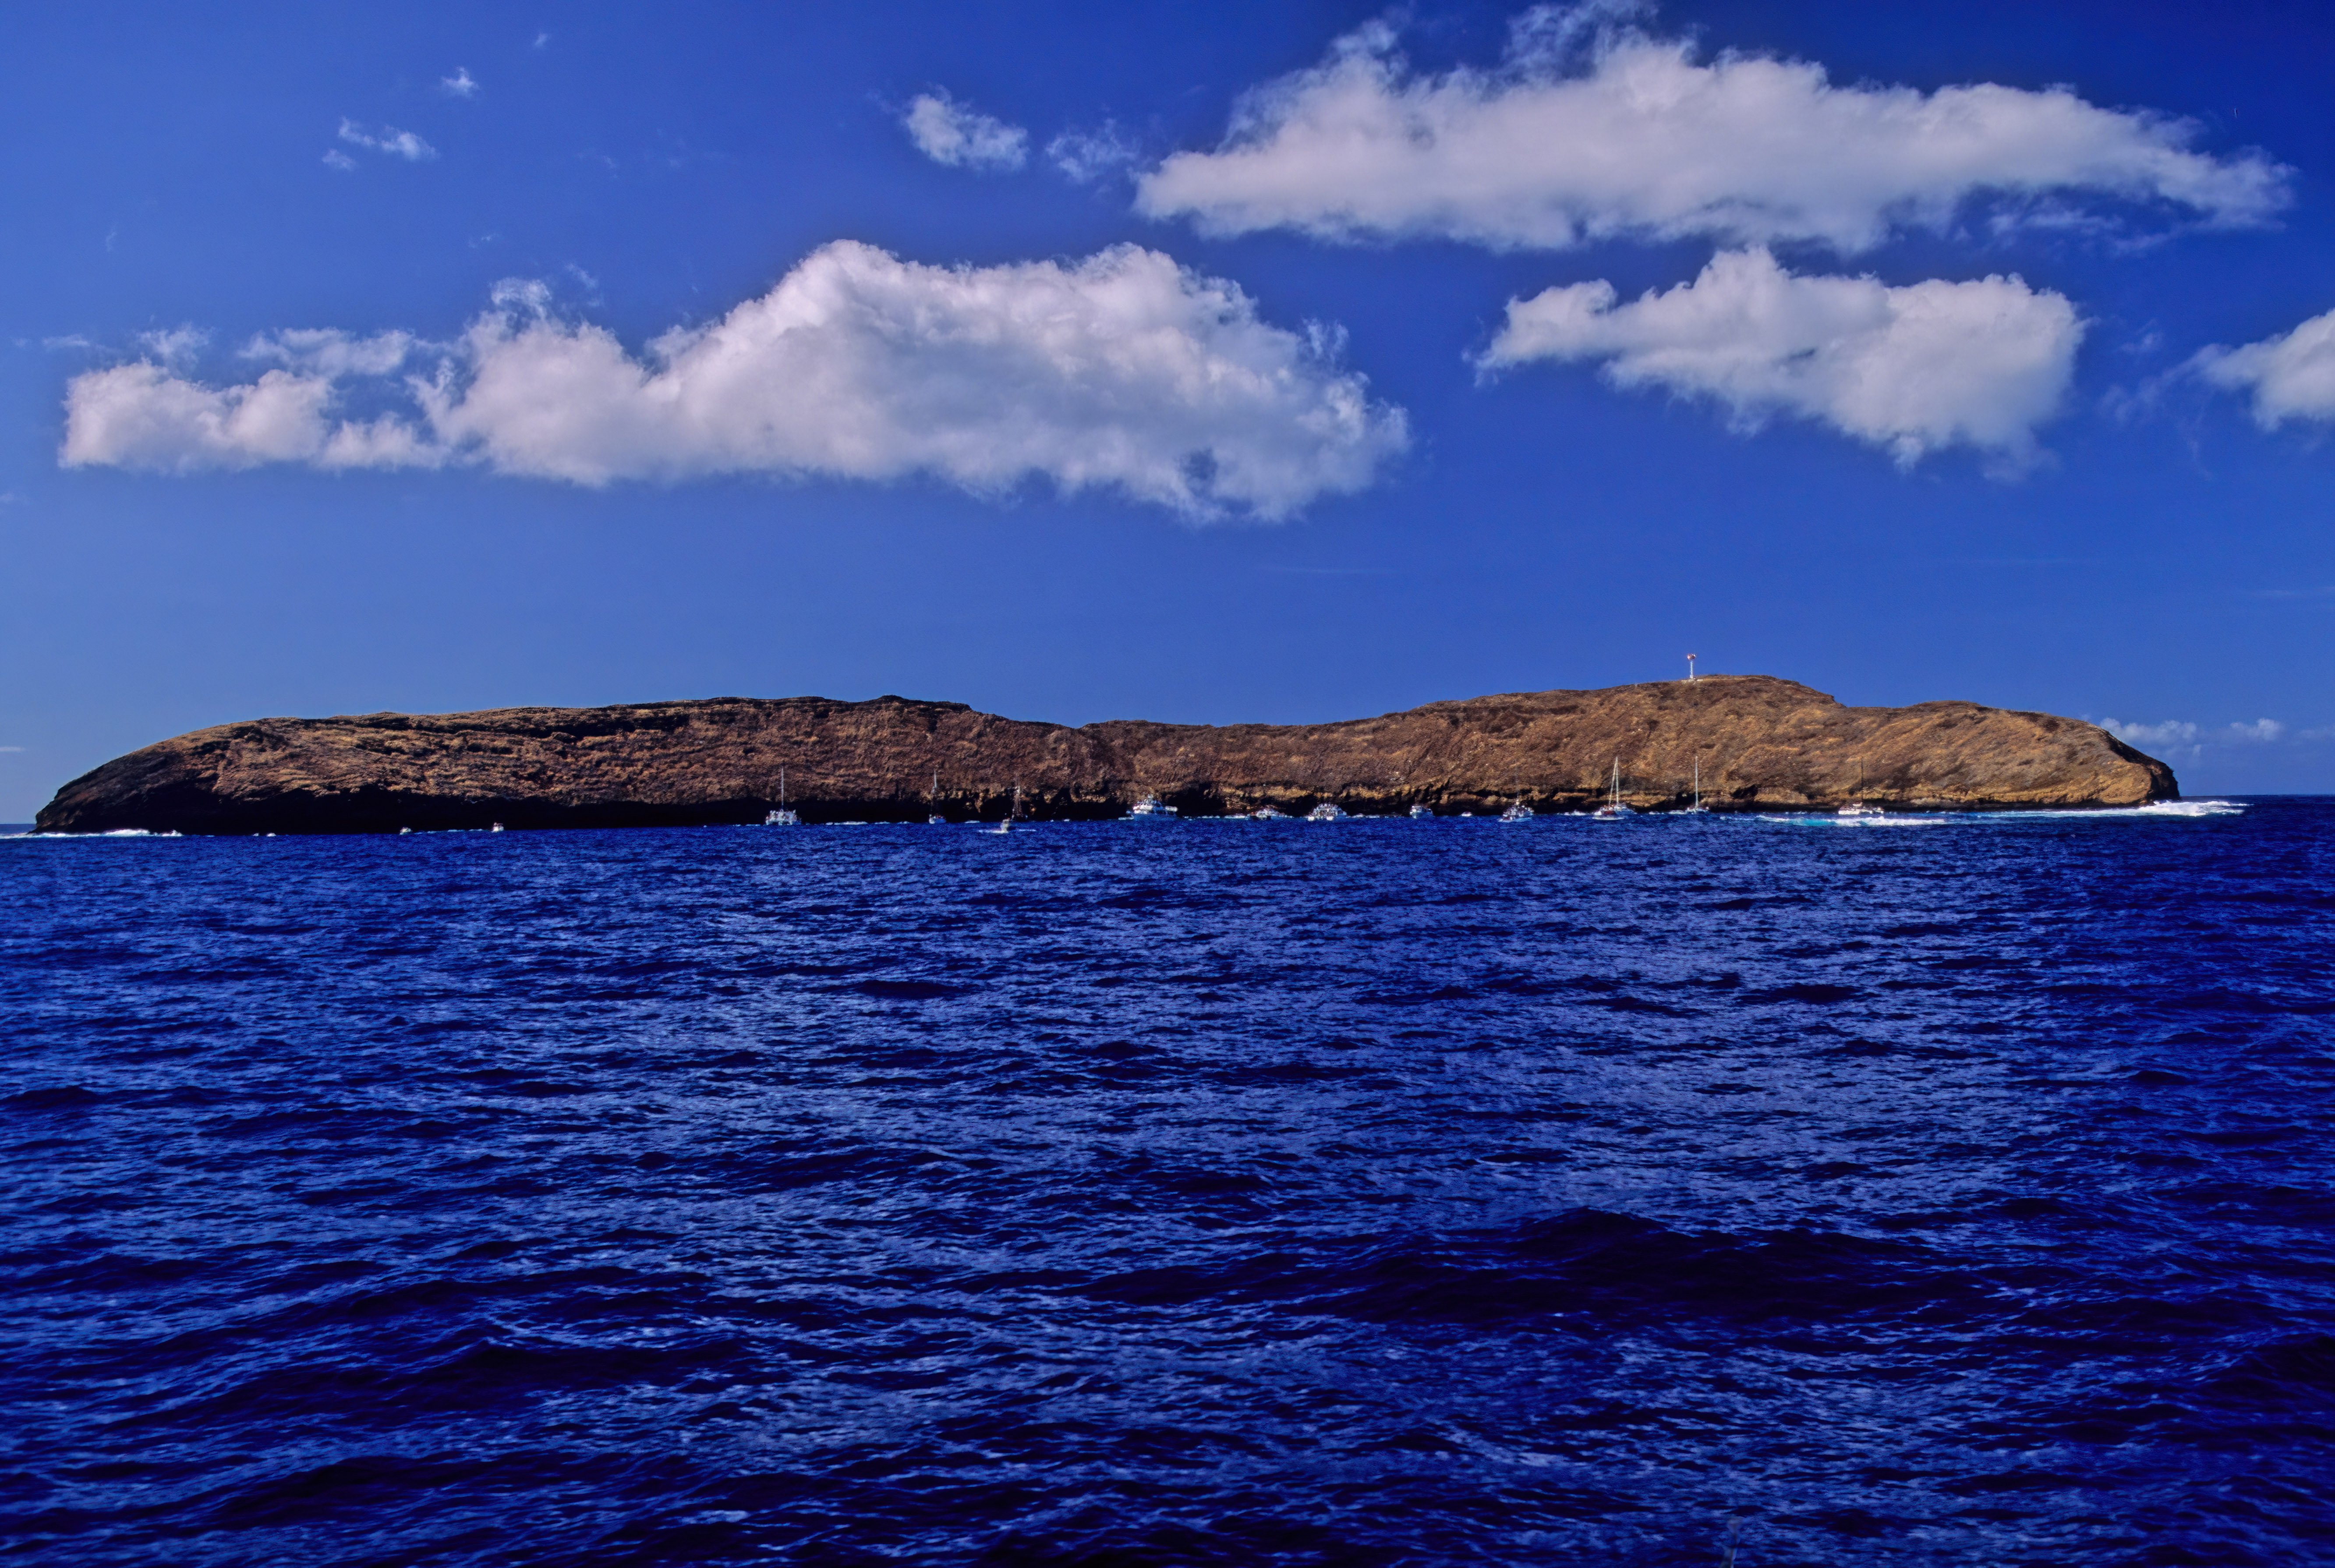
[33,675,2177,835]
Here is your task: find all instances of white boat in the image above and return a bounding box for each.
[1129,796,1178,819]
[1252,806,1291,820]
[1499,799,1534,822]
[1307,802,1348,822]
[490,822,505,832]
[765,767,800,826]
[1591,759,1633,821]
[1837,801,1885,818]
[1408,804,1433,819]
[1682,758,1711,814]
[928,768,945,824]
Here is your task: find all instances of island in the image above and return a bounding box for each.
[32,675,2178,835]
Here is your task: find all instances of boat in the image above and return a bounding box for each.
[1408,804,1433,819]
[1306,802,1348,822]
[490,822,505,832]
[1252,806,1290,820]
[929,768,946,824]
[1682,758,1711,814]
[1837,801,1885,818]
[764,766,800,826]
[1499,799,1534,822]
[1129,796,1178,819]
[1591,759,1633,821]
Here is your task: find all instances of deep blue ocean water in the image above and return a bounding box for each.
[4,801,2332,1567]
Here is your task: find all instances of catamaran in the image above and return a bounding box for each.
[1129,796,1178,819]
[1307,802,1349,822]
[1408,804,1433,819]
[1591,759,1631,821]
[1499,798,1534,822]
[764,767,800,826]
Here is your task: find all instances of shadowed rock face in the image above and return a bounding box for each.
[34,675,2176,835]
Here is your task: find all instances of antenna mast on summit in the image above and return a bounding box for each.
[1686,653,1698,682]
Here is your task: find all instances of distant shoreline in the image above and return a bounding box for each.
[33,675,2179,836]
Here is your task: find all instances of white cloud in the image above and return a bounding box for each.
[244,328,420,378]
[441,67,479,98]
[902,92,1028,171]
[2101,718,2200,753]
[2099,717,2289,754]
[337,119,437,162]
[58,241,1406,520]
[1479,247,2081,466]
[323,149,357,172]
[2193,305,2335,427]
[138,326,208,369]
[1049,124,1138,184]
[1136,8,2288,252]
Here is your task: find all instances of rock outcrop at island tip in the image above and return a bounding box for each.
[34,676,2177,835]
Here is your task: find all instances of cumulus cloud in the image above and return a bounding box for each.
[58,241,1406,519]
[2193,306,2335,427]
[902,92,1028,171]
[1136,8,2288,251]
[1479,247,2081,466]
[337,119,436,162]
[441,67,479,98]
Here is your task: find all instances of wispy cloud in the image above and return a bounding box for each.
[2100,716,2289,757]
[902,91,1028,171]
[1048,124,1138,184]
[336,119,437,163]
[441,67,479,99]
[139,326,209,369]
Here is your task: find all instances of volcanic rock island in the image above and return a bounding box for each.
[36,676,2177,835]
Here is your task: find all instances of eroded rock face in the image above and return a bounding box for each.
[33,676,2176,834]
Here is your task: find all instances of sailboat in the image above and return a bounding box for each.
[986,783,1017,834]
[1682,758,1711,814]
[1591,759,1632,821]
[764,767,800,826]
[928,767,946,825]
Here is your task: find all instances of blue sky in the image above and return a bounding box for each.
[6,0,2335,818]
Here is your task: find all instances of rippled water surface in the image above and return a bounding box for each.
[5,803,2333,1566]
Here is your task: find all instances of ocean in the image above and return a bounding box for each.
[4,802,2331,1566]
